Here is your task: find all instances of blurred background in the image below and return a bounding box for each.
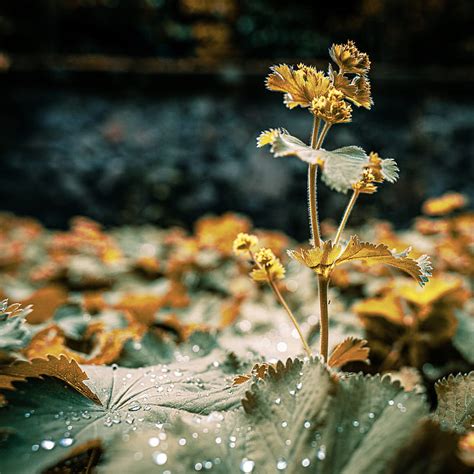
[0,0,472,240]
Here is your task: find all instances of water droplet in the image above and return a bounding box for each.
[301,458,311,467]
[174,370,183,376]
[204,461,213,469]
[103,416,113,427]
[128,401,142,411]
[304,421,311,429]
[285,439,291,446]
[195,462,203,471]
[276,458,287,470]
[31,444,39,452]
[289,389,296,396]
[148,437,160,447]
[59,438,74,447]
[153,452,167,465]
[41,440,55,450]
[388,400,394,406]
[240,458,255,473]
[317,445,326,460]
[352,420,360,427]
[125,414,135,424]
[192,345,200,353]
[81,410,91,419]
[276,342,287,353]
[281,421,288,428]
[368,412,375,419]
[336,425,344,433]
[296,382,303,390]
[111,364,118,371]
[178,438,187,446]
[215,437,222,444]
[275,398,281,405]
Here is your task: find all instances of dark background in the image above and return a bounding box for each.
[0,0,473,239]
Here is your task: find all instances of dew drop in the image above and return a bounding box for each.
[317,445,326,461]
[276,458,287,470]
[304,421,311,429]
[59,438,74,447]
[352,420,360,427]
[41,440,55,450]
[128,401,142,412]
[388,400,395,406]
[204,461,213,469]
[301,458,311,467]
[195,462,203,471]
[178,438,187,446]
[240,458,255,473]
[153,452,167,465]
[111,364,118,371]
[31,444,40,452]
[368,412,375,419]
[281,421,288,428]
[275,398,281,405]
[215,437,222,444]
[81,411,91,419]
[103,417,113,427]
[148,437,160,447]
[296,382,303,390]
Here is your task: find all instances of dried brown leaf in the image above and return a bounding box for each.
[328,337,370,368]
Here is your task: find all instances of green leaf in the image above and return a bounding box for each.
[453,310,474,363]
[52,304,89,340]
[433,372,473,433]
[117,331,218,368]
[0,352,246,474]
[320,146,368,193]
[100,358,428,474]
[0,300,32,354]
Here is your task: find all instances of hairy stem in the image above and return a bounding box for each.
[315,122,331,149]
[268,276,313,358]
[334,189,360,245]
[317,275,330,361]
[308,116,321,247]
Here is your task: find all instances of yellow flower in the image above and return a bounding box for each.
[352,152,399,194]
[257,128,285,148]
[251,248,285,281]
[331,70,373,109]
[266,64,332,110]
[254,248,277,267]
[310,88,352,124]
[232,232,259,255]
[329,40,371,75]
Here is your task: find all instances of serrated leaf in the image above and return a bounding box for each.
[453,310,474,363]
[100,358,428,474]
[320,146,368,193]
[433,372,473,433]
[0,355,101,404]
[336,235,432,286]
[328,337,369,368]
[0,352,246,474]
[0,302,32,354]
[258,130,368,193]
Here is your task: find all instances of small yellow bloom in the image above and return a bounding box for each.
[329,40,371,75]
[254,248,277,267]
[332,71,372,110]
[257,128,284,148]
[266,64,332,110]
[310,88,352,124]
[233,232,259,255]
[352,152,398,194]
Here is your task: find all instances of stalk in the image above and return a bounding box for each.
[308,116,321,247]
[267,276,313,358]
[317,275,330,361]
[334,189,360,245]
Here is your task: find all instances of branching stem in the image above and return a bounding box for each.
[334,189,360,245]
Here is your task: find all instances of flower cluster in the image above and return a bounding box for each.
[265,40,373,124]
[232,233,285,282]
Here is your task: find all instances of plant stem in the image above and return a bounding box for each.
[334,190,360,245]
[317,275,330,361]
[315,122,331,149]
[308,116,321,247]
[267,276,313,358]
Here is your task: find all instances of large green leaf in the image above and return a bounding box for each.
[0,351,246,473]
[433,371,473,433]
[100,358,428,474]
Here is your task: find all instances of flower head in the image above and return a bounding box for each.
[310,88,353,124]
[352,152,399,194]
[232,232,259,255]
[331,68,372,109]
[329,40,371,75]
[251,248,285,281]
[266,64,332,110]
